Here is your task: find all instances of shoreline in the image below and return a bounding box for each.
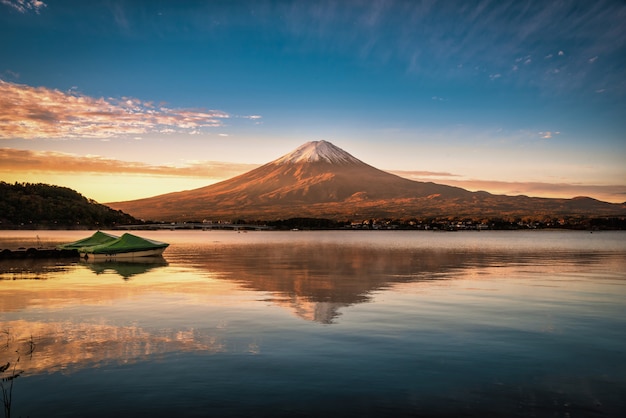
[0,247,79,260]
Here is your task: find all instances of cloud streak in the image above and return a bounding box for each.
[271,0,625,95]
[0,148,259,178]
[390,169,459,178]
[0,81,232,140]
[1,0,46,14]
[538,131,560,139]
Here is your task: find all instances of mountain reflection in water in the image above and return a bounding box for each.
[164,242,617,323]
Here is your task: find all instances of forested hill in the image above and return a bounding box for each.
[0,182,138,228]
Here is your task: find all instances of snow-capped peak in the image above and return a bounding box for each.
[273,140,362,165]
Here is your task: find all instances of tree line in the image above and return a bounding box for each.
[0,182,138,229]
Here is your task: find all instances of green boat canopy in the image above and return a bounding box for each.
[85,233,169,255]
[58,231,119,250]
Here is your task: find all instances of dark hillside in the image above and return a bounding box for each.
[0,182,138,229]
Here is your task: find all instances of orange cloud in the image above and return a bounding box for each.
[0,80,230,139]
[0,148,258,178]
[389,169,459,178]
[1,0,46,14]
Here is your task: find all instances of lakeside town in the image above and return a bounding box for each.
[93,216,626,231]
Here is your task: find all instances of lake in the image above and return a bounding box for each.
[1,230,625,417]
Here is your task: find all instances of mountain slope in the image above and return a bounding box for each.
[108,141,625,221]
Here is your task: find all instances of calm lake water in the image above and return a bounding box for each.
[1,230,625,417]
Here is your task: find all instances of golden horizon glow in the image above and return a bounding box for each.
[1,147,624,203]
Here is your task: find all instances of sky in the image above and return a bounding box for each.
[1,0,625,204]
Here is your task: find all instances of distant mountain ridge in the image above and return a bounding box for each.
[108,141,626,222]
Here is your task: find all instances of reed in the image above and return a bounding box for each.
[0,330,34,418]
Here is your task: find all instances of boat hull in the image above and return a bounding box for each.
[81,247,166,261]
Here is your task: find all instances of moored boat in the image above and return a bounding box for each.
[60,232,169,260]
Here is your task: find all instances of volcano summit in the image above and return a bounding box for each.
[109,141,625,222]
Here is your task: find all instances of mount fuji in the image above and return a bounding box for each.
[108,141,625,221]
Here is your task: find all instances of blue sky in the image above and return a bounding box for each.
[1,0,625,203]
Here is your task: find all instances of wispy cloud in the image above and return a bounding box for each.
[273,0,625,95]
[241,114,263,125]
[388,170,459,178]
[538,131,560,139]
[0,81,232,139]
[0,148,259,178]
[49,1,623,97]
[3,70,20,79]
[1,0,46,14]
[110,1,129,30]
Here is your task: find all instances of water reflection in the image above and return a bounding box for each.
[1,243,620,325]
[0,258,77,280]
[1,232,625,417]
[165,243,618,323]
[1,320,225,377]
[83,257,168,280]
